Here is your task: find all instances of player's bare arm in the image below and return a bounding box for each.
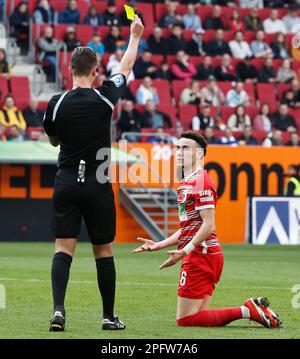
[132,229,181,254]
[118,15,144,81]
[159,208,215,270]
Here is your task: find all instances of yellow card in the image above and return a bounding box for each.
[124,4,135,21]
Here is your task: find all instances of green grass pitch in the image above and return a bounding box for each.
[0,243,299,339]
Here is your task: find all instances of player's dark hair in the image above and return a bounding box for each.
[180,130,208,156]
[71,46,97,77]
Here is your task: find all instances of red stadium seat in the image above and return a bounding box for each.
[197,6,215,22]
[178,104,197,130]
[135,3,154,30]
[0,76,9,104]
[54,24,94,45]
[155,3,187,22]
[49,0,68,14]
[221,106,258,122]
[257,83,277,112]
[288,109,300,130]
[157,104,177,127]
[151,55,164,67]
[277,83,291,101]
[252,131,268,145]
[172,79,192,104]
[27,127,45,141]
[10,77,31,110]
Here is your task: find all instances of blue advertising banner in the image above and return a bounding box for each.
[251,197,300,245]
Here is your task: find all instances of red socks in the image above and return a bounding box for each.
[177,307,243,327]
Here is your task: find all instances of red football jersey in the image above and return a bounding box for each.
[177,169,222,254]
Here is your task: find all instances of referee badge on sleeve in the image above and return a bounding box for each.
[110,74,124,88]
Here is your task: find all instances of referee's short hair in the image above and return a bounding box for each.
[71,46,97,77]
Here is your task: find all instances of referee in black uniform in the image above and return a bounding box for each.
[43,16,144,332]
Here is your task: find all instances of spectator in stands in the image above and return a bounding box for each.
[283,5,300,33]
[102,0,120,26]
[262,129,283,147]
[133,51,158,79]
[244,8,263,32]
[106,50,135,82]
[0,124,6,141]
[120,0,144,27]
[63,26,82,52]
[207,29,232,57]
[104,25,125,53]
[148,128,170,144]
[0,95,26,137]
[226,81,250,107]
[147,26,168,55]
[58,0,80,24]
[240,0,263,7]
[285,132,300,146]
[195,55,215,81]
[87,32,105,55]
[253,103,272,132]
[38,26,60,82]
[204,127,218,144]
[183,3,202,30]
[180,80,202,105]
[0,49,11,75]
[263,9,287,34]
[229,31,252,60]
[185,28,208,56]
[117,100,141,140]
[136,77,159,105]
[33,0,57,24]
[10,2,30,55]
[171,51,197,80]
[217,127,237,146]
[227,105,251,131]
[277,59,297,83]
[229,10,245,32]
[141,100,172,129]
[191,106,217,131]
[166,24,187,55]
[214,54,236,81]
[169,126,184,145]
[158,1,182,28]
[281,89,299,107]
[23,97,44,128]
[272,103,297,132]
[200,75,225,107]
[263,0,285,7]
[270,33,290,59]
[237,126,259,146]
[83,5,103,26]
[156,61,172,81]
[251,31,273,58]
[257,57,277,83]
[203,5,227,30]
[284,79,300,106]
[236,56,258,83]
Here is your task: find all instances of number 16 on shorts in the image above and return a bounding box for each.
[179,271,187,287]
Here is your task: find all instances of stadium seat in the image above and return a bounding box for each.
[10,77,31,110]
[129,79,172,105]
[172,79,192,104]
[277,83,291,100]
[151,55,164,67]
[196,6,215,22]
[135,3,154,30]
[178,104,197,130]
[155,3,187,22]
[54,24,94,45]
[221,106,258,122]
[0,76,9,103]
[157,104,177,127]
[257,83,277,112]
[252,131,268,145]
[27,127,45,141]
[288,109,300,130]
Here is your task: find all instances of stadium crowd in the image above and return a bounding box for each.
[1,0,300,145]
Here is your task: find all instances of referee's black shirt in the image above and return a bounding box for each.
[43,74,126,168]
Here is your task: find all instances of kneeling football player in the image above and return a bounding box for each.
[133,131,282,329]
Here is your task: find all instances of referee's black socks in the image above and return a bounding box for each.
[51,252,73,315]
[95,257,116,322]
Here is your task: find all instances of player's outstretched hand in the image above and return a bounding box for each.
[132,237,161,253]
[131,15,144,39]
[159,250,185,270]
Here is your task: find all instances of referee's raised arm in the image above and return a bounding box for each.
[118,15,144,81]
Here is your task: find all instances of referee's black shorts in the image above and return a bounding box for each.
[51,167,116,245]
